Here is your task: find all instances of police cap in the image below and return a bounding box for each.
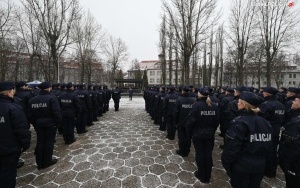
[226,87,234,93]
[66,82,73,89]
[240,91,264,107]
[263,87,278,95]
[0,81,15,91]
[38,82,52,89]
[15,81,27,88]
[288,87,300,94]
[198,87,209,96]
[235,86,249,92]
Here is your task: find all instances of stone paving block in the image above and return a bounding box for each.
[140,157,155,166]
[16,174,36,187]
[54,170,77,184]
[81,179,102,188]
[132,165,149,176]
[155,156,169,165]
[118,152,132,160]
[59,181,80,188]
[125,158,140,167]
[101,177,122,188]
[114,166,131,179]
[149,164,166,175]
[108,159,124,169]
[103,152,118,160]
[73,161,91,171]
[90,160,108,170]
[31,172,58,187]
[75,169,96,183]
[122,175,142,188]
[142,174,161,188]
[165,163,181,173]
[95,168,114,181]
[160,172,179,187]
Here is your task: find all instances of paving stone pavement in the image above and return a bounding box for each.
[17,96,286,188]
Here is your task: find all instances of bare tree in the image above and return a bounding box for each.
[167,23,174,86]
[23,0,80,83]
[227,0,256,85]
[73,10,105,84]
[0,0,14,81]
[103,36,128,87]
[256,0,298,86]
[158,14,167,85]
[162,0,219,85]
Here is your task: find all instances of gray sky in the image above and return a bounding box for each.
[82,0,163,63]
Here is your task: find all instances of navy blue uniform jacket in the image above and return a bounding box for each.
[0,95,31,155]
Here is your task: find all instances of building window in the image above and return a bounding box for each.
[293,81,296,85]
[281,74,284,78]
[157,78,160,83]
[157,71,161,75]
[150,78,154,83]
[294,74,296,78]
[150,71,155,76]
[289,81,292,85]
[289,74,292,78]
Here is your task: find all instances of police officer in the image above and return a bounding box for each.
[163,86,178,133]
[186,87,219,184]
[278,95,300,188]
[74,84,91,134]
[0,81,31,187]
[219,88,234,138]
[221,86,249,149]
[284,87,300,124]
[112,87,121,111]
[258,87,285,178]
[222,91,272,188]
[59,83,81,145]
[174,86,195,156]
[157,86,166,130]
[28,82,62,169]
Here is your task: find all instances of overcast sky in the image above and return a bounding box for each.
[82,0,298,69]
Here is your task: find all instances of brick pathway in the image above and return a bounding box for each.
[16,97,286,187]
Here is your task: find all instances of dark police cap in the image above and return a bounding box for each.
[0,81,15,91]
[66,82,73,89]
[240,91,264,107]
[15,81,27,88]
[288,87,300,94]
[169,86,175,91]
[263,87,278,95]
[226,87,234,93]
[182,86,189,92]
[235,86,249,92]
[38,82,52,89]
[198,87,209,96]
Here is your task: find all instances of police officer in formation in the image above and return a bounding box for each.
[221,91,272,188]
[74,84,91,134]
[186,87,219,184]
[28,82,62,169]
[174,86,195,156]
[112,86,121,111]
[278,94,300,188]
[219,88,234,138]
[0,82,31,188]
[163,86,179,135]
[258,87,285,178]
[59,83,81,145]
